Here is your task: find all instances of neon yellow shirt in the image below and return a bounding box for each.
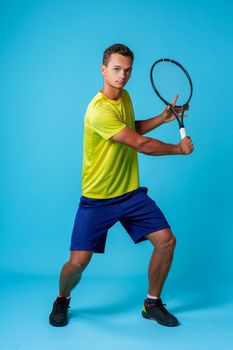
[82,89,139,198]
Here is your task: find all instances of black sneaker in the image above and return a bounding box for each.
[49,297,70,327]
[142,297,179,327]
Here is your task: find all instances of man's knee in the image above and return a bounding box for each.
[166,234,176,250]
[158,235,176,254]
[68,260,86,273]
[147,229,177,252]
[68,251,93,273]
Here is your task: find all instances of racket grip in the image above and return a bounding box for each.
[179,127,187,139]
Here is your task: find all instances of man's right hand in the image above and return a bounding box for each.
[178,136,194,155]
[112,126,194,156]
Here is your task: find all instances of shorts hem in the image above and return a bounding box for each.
[70,247,104,254]
[134,225,171,244]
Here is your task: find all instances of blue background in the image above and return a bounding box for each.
[1,0,232,349]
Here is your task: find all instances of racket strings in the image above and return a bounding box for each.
[150,59,192,108]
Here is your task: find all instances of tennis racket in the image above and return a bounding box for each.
[150,58,193,139]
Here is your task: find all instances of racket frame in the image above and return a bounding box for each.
[150,58,193,139]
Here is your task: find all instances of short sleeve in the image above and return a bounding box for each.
[89,105,126,140]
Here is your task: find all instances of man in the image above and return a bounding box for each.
[49,43,193,328]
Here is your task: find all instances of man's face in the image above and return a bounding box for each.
[101,53,133,89]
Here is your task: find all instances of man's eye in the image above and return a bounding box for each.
[113,68,120,72]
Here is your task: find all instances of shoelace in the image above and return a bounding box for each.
[54,300,70,312]
[146,300,169,314]
[158,303,169,314]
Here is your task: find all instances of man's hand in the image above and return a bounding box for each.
[177,136,194,155]
[161,95,189,123]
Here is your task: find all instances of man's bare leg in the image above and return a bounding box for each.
[142,229,178,326]
[145,229,176,296]
[59,250,93,297]
[49,250,93,327]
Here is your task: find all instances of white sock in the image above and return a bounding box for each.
[58,293,71,299]
[147,294,160,300]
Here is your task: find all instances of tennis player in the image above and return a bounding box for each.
[49,43,193,328]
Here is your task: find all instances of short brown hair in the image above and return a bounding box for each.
[102,43,134,66]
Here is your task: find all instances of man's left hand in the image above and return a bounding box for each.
[161,95,189,123]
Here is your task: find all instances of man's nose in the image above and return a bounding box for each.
[119,70,126,79]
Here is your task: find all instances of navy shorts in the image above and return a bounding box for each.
[70,187,170,253]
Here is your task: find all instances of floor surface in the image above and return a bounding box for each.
[1,272,232,350]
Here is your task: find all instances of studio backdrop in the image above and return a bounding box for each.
[0,0,232,299]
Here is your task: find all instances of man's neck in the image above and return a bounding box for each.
[101,85,123,100]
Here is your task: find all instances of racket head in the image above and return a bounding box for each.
[150,58,193,108]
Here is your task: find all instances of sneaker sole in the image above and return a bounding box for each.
[141,311,179,327]
[49,317,68,327]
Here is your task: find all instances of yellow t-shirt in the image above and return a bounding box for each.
[82,89,139,198]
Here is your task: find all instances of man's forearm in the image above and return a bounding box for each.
[137,137,181,156]
[135,114,165,135]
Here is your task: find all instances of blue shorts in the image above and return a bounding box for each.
[70,187,170,253]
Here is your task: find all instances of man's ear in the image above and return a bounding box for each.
[101,64,107,76]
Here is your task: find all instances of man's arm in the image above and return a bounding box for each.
[135,95,189,135]
[112,126,193,156]
[135,114,166,135]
